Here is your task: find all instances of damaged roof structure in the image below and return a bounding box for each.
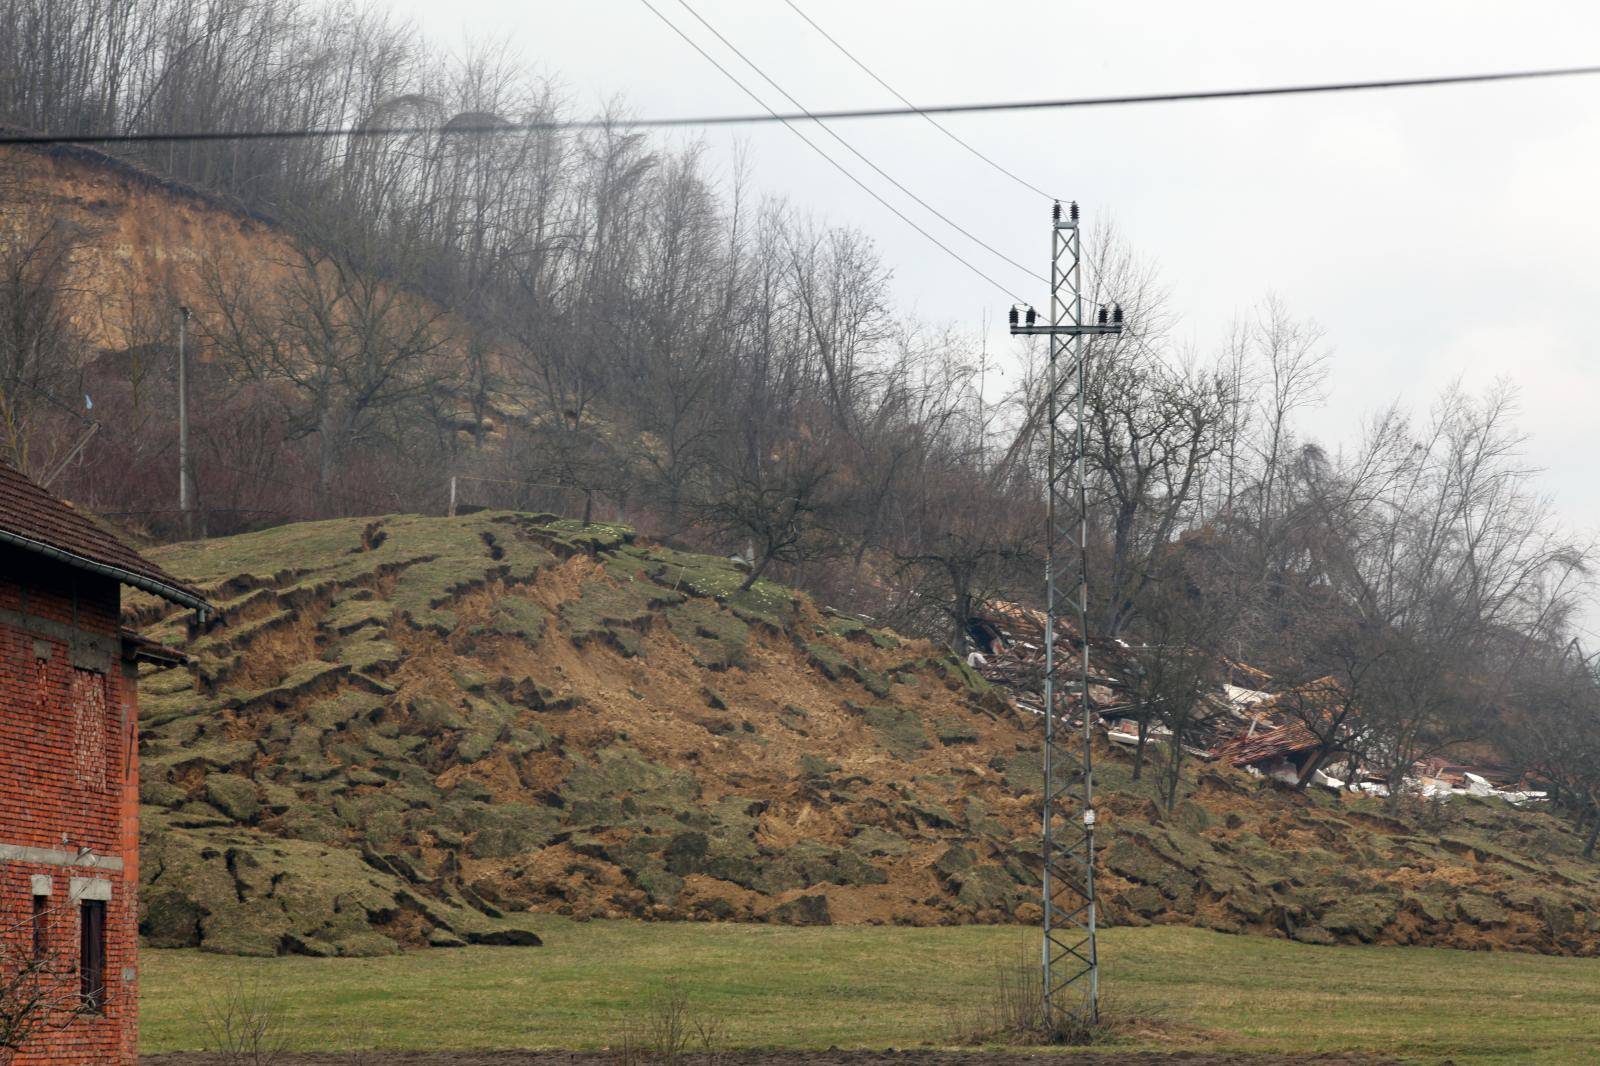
[965,601,1545,805]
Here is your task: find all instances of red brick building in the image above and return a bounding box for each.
[0,464,206,1065]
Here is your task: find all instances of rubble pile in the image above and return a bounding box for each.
[966,603,1547,804]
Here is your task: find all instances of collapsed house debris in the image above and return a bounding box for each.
[1211,722,1323,783]
[966,602,1546,805]
[966,601,1126,721]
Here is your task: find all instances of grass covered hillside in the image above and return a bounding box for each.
[129,513,1600,958]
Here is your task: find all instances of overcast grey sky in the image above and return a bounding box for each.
[386,0,1600,538]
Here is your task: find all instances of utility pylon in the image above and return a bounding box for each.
[1008,200,1122,1026]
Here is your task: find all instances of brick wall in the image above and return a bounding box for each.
[0,548,139,1065]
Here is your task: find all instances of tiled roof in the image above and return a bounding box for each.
[120,628,189,666]
[0,463,205,609]
[1210,721,1321,766]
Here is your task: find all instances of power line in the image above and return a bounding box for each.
[636,0,1027,301]
[2,63,1596,147]
[670,0,1044,283]
[780,0,1056,201]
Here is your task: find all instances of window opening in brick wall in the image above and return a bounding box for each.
[79,898,106,1013]
[71,668,108,793]
[30,894,48,958]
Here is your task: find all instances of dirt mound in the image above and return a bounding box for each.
[132,513,1023,954]
[131,513,1600,957]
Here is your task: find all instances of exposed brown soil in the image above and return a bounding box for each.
[131,514,1600,959]
[1,146,307,354]
[142,1051,1408,1066]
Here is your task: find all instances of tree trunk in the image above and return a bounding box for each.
[950,591,972,652]
[1132,718,1149,781]
[317,406,348,517]
[1384,773,1406,813]
[1161,747,1184,812]
[738,551,773,592]
[1294,743,1334,792]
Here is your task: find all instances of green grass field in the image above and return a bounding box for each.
[141,920,1600,1064]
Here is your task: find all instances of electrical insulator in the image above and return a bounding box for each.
[1008,307,1019,328]
[1097,305,1109,325]
[1025,307,1037,326]
[1070,201,1080,222]
[1112,304,1124,325]
[1052,202,1061,223]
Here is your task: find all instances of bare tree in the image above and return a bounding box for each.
[1121,539,1236,802]
[697,415,840,593]
[1081,349,1231,638]
[1263,384,1588,794]
[0,898,101,1063]
[889,465,1041,649]
[0,214,91,478]
[201,236,450,512]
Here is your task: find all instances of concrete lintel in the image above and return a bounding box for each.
[69,877,112,902]
[0,606,115,673]
[0,843,124,872]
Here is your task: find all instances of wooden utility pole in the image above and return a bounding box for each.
[177,306,193,537]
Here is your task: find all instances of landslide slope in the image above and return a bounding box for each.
[128,513,1600,958]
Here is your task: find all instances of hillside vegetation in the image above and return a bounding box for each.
[130,514,1600,959]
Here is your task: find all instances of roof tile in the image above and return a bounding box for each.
[0,463,202,607]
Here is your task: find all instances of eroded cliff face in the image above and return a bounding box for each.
[2,144,305,352]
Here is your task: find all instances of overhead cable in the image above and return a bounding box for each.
[780,0,1056,200]
[637,0,1028,301]
[1,63,1595,147]
[670,0,1044,283]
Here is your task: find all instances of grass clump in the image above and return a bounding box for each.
[824,612,901,649]
[949,950,1137,1046]
[485,595,547,642]
[855,703,931,758]
[561,579,658,657]
[663,598,750,670]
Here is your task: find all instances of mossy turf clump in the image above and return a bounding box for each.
[825,610,901,649]
[203,774,260,823]
[485,596,547,642]
[140,814,491,956]
[561,578,664,657]
[664,598,750,669]
[636,546,796,628]
[856,704,932,757]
